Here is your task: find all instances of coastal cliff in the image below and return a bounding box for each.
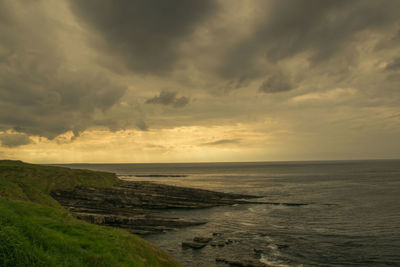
[0,160,181,266]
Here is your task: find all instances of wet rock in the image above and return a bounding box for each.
[210,240,226,247]
[193,236,212,243]
[253,248,264,253]
[216,257,269,267]
[76,213,205,235]
[182,241,207,249]
[277,244,289,249]
[217,241,225,247]
[51,180,261,235]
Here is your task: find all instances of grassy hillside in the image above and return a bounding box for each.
[0,160,181,267]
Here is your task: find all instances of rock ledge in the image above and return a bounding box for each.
[51,180,260,234]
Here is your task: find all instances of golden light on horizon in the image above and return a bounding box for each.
[0,0,399,163]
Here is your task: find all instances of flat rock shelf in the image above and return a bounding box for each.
[51,180,263,235]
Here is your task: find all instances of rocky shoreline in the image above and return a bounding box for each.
[51,180,264,235]
[51,179,308,266]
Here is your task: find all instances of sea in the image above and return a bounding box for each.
[57,160,400,267]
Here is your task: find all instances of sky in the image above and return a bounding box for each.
[0,0,399,163]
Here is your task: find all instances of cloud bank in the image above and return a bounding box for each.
[1,0,399,161]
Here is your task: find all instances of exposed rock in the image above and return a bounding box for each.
[76,213,205,235]
[210,240,226,247]
[216,257,269,267]
[276,244,289,249]
[182,241,207,249]
[51,180,261,235]
[193,236,212,243]
[253,248,264,253]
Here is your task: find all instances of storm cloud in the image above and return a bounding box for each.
[1,0,400,162]
[146,91,189,108]
[219,0,400,81]
[0,0,126,139]
[69,0,217,75]
[259,73,293,94]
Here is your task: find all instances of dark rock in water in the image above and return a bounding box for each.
[51,180,261,235]
[193,236,212,243]
[216,241,226,247]
[276,244,289,249]
[182,241,207,249]
[225,239,233,244]
[210,235,229,246]
[216,257,269,267]
[253,248,264,253]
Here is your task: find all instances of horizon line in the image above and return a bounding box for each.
[42,157,400,165]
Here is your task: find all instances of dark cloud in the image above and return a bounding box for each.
[0,1,127,139]
[0,133,32,148]
[69,0,217,75]
[0,58,126,139]
[1,0,399,154]
[220,0,400,79]
[259,73,293,94]
[146,91,189,108]
[201,139,241,146]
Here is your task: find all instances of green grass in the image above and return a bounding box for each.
[0,160,181,267]
[0,160,116,207]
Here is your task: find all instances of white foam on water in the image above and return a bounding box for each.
[263,235,274,242]
[239,222,255,226]
[267,244,278,251]
[260,253,290,267]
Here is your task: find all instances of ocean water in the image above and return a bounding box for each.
[58,160,400,267]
